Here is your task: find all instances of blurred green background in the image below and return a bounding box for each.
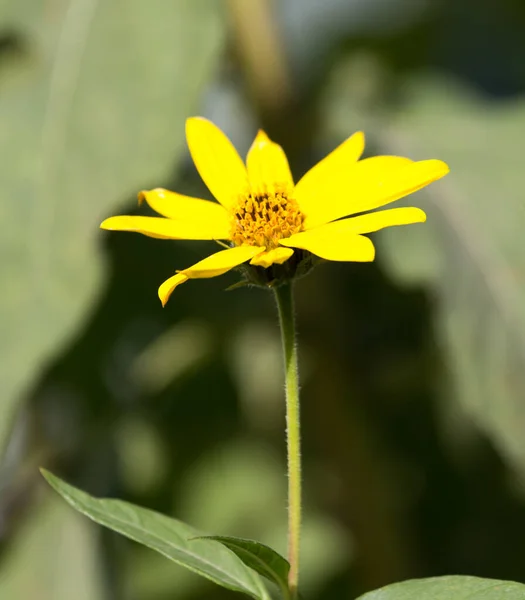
[2,0,525,598]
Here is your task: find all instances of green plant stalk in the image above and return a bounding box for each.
[274,281,301,599]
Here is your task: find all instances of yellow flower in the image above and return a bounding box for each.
[101,118,449,306]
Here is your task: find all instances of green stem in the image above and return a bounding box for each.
[274,282,301,599]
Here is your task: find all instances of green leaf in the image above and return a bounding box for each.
[197,535,290,596]
[41,470,271,600]
[0,0,224,454]
[356,575,525,599]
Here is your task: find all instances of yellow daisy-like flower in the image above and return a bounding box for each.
[101,118,449,306]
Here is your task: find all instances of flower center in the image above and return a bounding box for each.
[231,187,305,249]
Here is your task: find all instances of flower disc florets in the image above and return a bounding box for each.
[231,186,305,249]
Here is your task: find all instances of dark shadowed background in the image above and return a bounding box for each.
[2,0,525,598]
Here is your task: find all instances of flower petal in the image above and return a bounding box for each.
[138,188,231,228]
[186,117,248,210]
[297,155,410,228]
[310,206,427,236]
[250,247,294,268]
[158,245,265,306]
[345,159,448,217]
[280,207,425,262]
[298,157,448,229]
[280,230,375,262]
[246,130,293,193]
[100,215,230,240]
[158,274,188,307]
[294,131,364,216]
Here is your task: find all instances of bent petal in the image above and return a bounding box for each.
[138,188,230,230]
[186,117,248,210]
[250,247,294,268]
[100,215,230,240]
[246,130,294,194]
[281,230,375,262]
[310,206,427,236]
[299,157,449,229]
[294,131,365,217]
[158,245,265,306]
[158,273,188,307]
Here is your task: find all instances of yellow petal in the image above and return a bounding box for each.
[309,206,427,236]
[250,247,294,268]
[297,155,410,228]
[299,156,448,229]
[100,215,230,240]
[186,117,248,210]
[344,159,448,216]
[158,273,188,307]
[182,245,265,278]
[138,188,230,228]
[281,205,424,261]
[280,230,375,262]
[158,245,265,306]
[246,130,293,194]
[294,131,364,217]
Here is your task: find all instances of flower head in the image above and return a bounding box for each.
[101,118,449,306]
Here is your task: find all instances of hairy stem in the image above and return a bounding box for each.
[274,282,301,598]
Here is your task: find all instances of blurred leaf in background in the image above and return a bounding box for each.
[0,493,104,600]
[0,0,224,451]
[379,76,525,476]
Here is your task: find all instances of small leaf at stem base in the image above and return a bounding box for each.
[195,535,290,597]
